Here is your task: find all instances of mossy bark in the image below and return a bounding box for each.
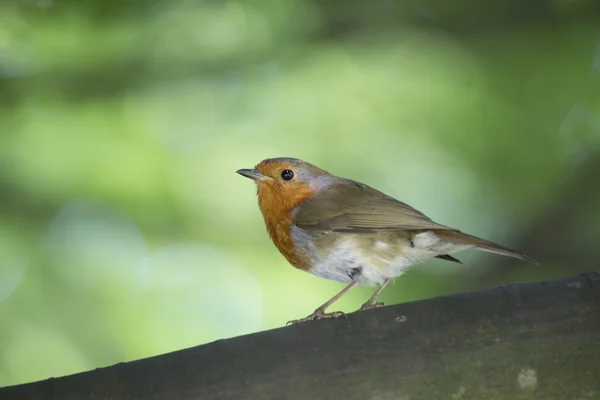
[2,272,599,400]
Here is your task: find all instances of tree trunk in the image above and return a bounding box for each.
[2,271,599,400]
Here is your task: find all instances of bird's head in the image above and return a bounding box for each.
[237,157,332,211]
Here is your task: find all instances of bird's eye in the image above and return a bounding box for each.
[281,169,294,181]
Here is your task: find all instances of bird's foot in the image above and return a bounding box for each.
[286,308,347,326]
[359,301,384,311]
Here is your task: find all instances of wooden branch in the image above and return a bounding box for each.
[2,272,599,400]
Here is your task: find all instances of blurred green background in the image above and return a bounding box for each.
[1,0,599,388]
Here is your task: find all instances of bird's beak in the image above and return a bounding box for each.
[236,168,269,182]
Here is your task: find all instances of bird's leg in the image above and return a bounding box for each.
[287,281,359,325]
[360,278,391,311]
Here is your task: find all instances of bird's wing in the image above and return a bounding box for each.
[293,179,457,233]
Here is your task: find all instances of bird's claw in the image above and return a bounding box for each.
[359,301,384,311]
[286,308,347,326]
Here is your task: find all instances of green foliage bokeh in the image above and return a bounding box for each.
[0,0,599,387]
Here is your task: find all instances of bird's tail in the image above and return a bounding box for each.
[435,230,538,265]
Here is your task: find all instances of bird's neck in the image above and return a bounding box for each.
[257,183,314,270]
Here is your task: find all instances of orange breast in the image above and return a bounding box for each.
[257,182,314,270]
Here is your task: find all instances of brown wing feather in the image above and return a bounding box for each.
[293,179,457,233]
[293,179,538,265]
[435,230,539,264]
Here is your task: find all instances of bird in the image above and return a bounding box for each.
[237,157,537,324]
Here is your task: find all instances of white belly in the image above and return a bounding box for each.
[306,231,472,286]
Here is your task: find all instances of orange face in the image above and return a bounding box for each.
[237,158,324,270]
[254,160,316,211]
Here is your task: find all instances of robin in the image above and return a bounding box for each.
[237,157,537,324]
